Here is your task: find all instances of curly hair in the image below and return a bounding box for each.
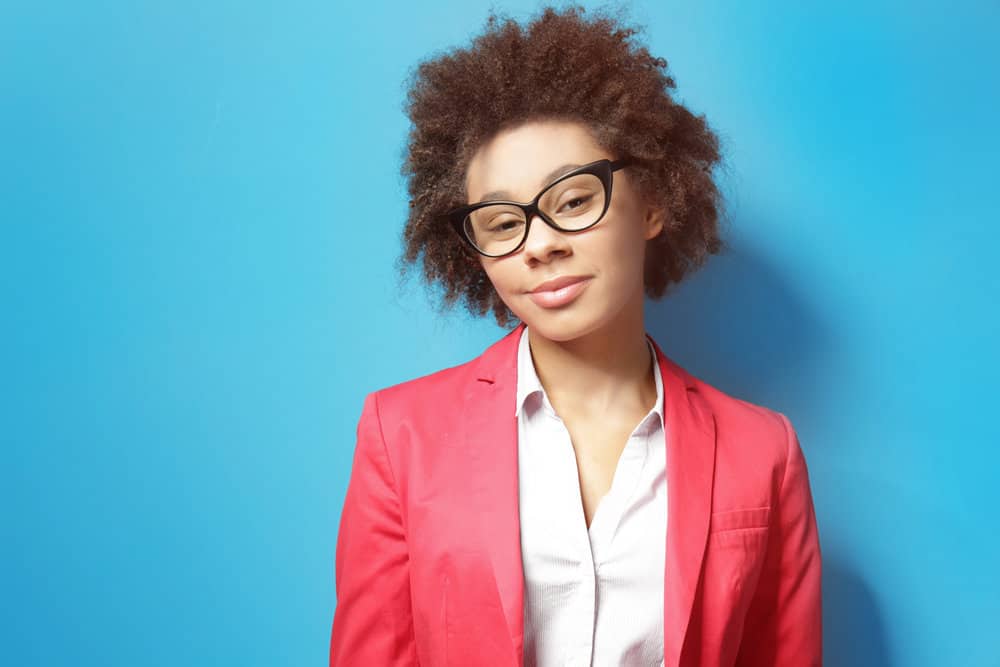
[395,3,728,329]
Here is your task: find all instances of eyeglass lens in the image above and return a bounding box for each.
[463,172,607,256]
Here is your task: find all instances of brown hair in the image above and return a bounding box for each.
[395,3,728,329]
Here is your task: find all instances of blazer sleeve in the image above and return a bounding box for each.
[736,412,823,667]
[329,391,418,666]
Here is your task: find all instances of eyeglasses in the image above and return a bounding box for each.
[444,157,634,258]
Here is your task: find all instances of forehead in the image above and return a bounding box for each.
[464,120,607,204]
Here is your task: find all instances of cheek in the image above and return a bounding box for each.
[592,221,647,278]
[481,263,517,298]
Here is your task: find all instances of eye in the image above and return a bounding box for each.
[559,194,594,213]
[488,218,524,233]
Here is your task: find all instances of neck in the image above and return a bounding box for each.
[525,301,657,419]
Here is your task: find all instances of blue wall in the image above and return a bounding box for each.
[4,1,997,665]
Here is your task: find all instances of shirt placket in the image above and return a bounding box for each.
[541,404,596,667]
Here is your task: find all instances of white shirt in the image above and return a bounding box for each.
[516,325,668,667]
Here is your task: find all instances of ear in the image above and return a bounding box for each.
[643,203,666,240]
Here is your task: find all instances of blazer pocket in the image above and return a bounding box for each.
[709,506,770,533]
[709,507,770,548]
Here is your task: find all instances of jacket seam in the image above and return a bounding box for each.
[371,390,411,539]
[776,411,794,519]
[370,390,400,498]
[371,390,419,663]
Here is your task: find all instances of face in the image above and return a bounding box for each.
[464,119,664,342]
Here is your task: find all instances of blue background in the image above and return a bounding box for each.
[4,1,998,665]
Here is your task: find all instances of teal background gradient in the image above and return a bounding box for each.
[4,1,998,665]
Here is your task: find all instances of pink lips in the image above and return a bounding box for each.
[526,276,592,309]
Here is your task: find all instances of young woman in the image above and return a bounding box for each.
[330,6,822,667]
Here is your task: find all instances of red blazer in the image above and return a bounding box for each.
[330,323,823,666]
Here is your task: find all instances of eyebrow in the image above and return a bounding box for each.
[474,162,583,204]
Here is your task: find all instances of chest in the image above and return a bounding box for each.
[563,422,637,528]
[558,399,658,523]
[515,410,669,666]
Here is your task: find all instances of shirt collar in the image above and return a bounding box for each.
[515,325,665,429]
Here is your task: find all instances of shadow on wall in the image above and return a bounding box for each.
[646,235,891,666]
[823,556,892,667]
[645,234,832,435]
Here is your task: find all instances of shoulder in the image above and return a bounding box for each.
[364,325,521,427]
[649,332,794,460]
[370,355,476,424]
[678,364,800,479]
[692,374,791,439]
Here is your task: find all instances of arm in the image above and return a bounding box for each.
[329,391,418,666]
[736,412,823,666]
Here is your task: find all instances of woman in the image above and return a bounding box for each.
[330,6,822,666]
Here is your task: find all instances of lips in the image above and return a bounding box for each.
[526,275,592,309]
[528,274,591,294]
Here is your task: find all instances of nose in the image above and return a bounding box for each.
[521,213,570,263]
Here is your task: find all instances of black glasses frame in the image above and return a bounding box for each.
[444,157,635,258]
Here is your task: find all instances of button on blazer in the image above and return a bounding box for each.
[329,322,823,667]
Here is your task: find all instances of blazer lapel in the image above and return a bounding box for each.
[647,334,717,667]
[462,324,525,666]
[462,324,717,667]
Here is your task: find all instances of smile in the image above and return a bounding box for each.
[526,277,591,308]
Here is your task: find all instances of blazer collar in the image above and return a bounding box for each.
[462,322,717,667]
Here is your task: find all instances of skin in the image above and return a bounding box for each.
[464,119,667,527]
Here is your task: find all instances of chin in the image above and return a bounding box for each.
[518,306,611,343]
